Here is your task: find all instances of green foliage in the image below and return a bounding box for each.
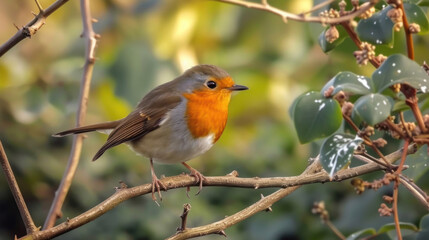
[318,26,348,53]
[321,71,374,95]
[352,93,392,125]
[319,134,363,178]
[356,3,429,46]
[347,222,419,239]
[290,91,342,143]
[357,6,394,45]
[372,54,429,93]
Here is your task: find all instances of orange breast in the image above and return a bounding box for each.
[183,90,231,142]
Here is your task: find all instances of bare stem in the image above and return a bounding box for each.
[177,204,192,232]
[325,220,346,240]
[0,141,38,234]
[399,3,414,60]
[43,0,97,229]
[393,180,402,240]
[213,0,377,24]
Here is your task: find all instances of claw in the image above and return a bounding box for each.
[150,158,167,202]
[182,162,206,195]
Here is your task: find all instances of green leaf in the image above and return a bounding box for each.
[353,94,392,125]
[404,3,429,34]
[346,228,376,240]
[356,6,394,45]
[318,25,347,53]
[420,214,429,229]
[419,0,429,7]
[372,54,429,93]
[320,134,363,177]
[403,145,429,181]
[291,91,342,143]
[417,214,429,240]
[321,71,374,96]
[378,222,418,238]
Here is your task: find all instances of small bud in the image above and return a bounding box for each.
[342,102,354,117]
[392,83,401,93]
[382,195,394,204]
[409,23,421,33]
[351,0,360,9]
[364,126,375,137]
[333,90,347,103]
[354,42,376,65]
[359,7,375,19]
[394,22,403,32]
[373,138,387,148]
[375,54,387,64]
[324,86,335,98]
[325,25,340,43]
[379,203,393,216]
[387,8,403,23]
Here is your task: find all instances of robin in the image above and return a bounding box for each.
[54,64,248,201]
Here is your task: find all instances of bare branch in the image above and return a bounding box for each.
[0,140,38,234]
[18,144,415,240]
[43,0,98,229]
[213,0,377,25]
[0,0,70,57]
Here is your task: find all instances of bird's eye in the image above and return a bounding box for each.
[206,80,217,89]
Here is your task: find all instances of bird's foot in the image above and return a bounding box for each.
[182,162,206,196]
[151,174,167,203]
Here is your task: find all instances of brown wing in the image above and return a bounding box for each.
[92,95,182,161]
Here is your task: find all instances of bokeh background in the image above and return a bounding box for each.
[1,0,429,239]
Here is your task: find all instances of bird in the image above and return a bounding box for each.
[53,64,248,201]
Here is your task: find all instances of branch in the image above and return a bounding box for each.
[399,3,414,60]
[19,144,415,240]
[0,141,38,234]
[213,0,377,24]
[43,0,98,229]
[0,0,70,57]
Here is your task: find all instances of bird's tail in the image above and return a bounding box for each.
[52,120,121,137]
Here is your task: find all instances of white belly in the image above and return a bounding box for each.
[129,101,215,164]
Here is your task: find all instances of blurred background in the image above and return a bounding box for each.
[1,0,428,239]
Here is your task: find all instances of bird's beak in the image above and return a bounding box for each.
[228,84,249,91]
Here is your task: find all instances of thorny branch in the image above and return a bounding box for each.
[0,0,70,57]
[43,0,98,230]
[18,145,416,240]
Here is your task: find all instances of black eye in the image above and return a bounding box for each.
[206,80,217,89]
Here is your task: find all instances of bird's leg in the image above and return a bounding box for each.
[182,162,206,195]
[150,158,166,202]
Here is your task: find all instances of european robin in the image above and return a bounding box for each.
[54,64,248,201]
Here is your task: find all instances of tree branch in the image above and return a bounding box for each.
[0,0,70,57]
[18,144,416,240]
[0,140,38,234]
[43,0,98,229]
[213,0,377,24]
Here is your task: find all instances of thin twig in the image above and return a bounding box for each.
[0,0,70,57]
[18,144,415,240]
[325,220,346,240]
[0,141,38,234]
[43,0,97,229]
[399,175,429,210]
[393,180,402,240]
[177,204,192,232]
[399,3,414,60]
[300,0,335,16]
[213,0,377,24]
[384,118,408,140]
